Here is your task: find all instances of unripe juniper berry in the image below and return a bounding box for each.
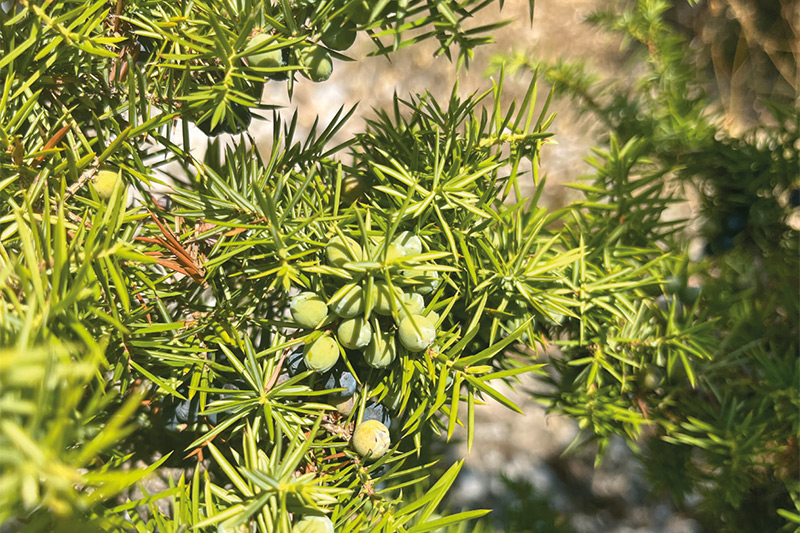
[303,335,340,372]
[326,236,362,267]
[331,285,365,318]
[93,168,122,200]
[364,329,396,368]
[292,514,335,533]
[337,317,372,350]
[245,33,283,69]
[290,292,329,329]
[398,292,425,318]
[370,282,403,316]
[351,419,391,459]
[398,314,436,352]
[321,21,357,51]
[392,231,423,256]
[299,45,333,82]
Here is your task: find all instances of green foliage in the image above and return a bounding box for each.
[494,0,799,530]
[0,0,552,531]
[2,0,795,531]
[492,476,571,533]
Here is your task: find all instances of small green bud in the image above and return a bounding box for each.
[398,314,436,352]
[292,515,335,533]
[338,317,372,350]
[326,236,362,267]
[290,292,328,329]
[351,419,390,459]
[303,334,340,372]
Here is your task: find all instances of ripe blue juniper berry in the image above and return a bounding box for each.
[703,235,735,256]
[362,402,391,428]
[161,391,217,432]
[275,350,306,386]
[323,370,357,400]
[723,214,747,236]
[285,350,305,375]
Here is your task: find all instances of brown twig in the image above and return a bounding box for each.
[113,0,123,33]
[63,159,100,203]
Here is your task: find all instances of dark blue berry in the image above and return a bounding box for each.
[719,235,735,251]
[162,392,217,431]
[156,195,173,211]
[275,351,306,386]
[174,398,195,423]
[221,381,245,393]
[790,188,800,207]
[723,215,746,236]
[285,350,305,375]
[161,396,194,432]
[216,381,247,417]
[162,409,182,433]
[324,370,358,399]
[680,285,701,305]
[703,235,735,257]
[362,402,391,427]
[664,275,683,295]
[656,294,684,315]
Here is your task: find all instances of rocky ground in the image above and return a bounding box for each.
[443,368,702,533]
